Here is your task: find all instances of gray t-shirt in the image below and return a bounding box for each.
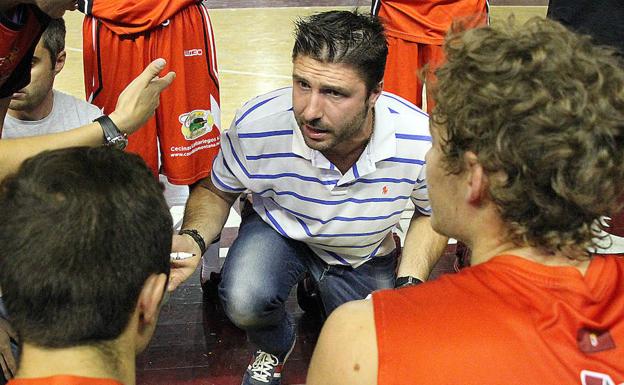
[1,90,102,138]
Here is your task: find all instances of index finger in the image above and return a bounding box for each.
[149,71,176,93]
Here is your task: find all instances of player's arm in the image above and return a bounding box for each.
[307,299,378,385]
[398,213,449,282]
[168,177,240,291]
[0,58,174,180]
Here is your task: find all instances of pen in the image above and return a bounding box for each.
[170,252,196,261]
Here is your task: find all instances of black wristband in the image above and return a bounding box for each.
[394,276,424,288]
[179,229,207,256]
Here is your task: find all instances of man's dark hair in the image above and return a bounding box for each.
[292,10,388,93]
[0,147,172,348]
[41,18,66,67]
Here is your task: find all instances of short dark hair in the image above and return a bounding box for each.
[432,18,624,256]
[41,18,66,67]
[292,10,388,93]
[0,147,172,348]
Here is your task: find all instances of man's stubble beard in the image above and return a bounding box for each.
[296,100,371,153]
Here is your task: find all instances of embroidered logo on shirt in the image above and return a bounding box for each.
[179,110,215,140]
[577,329,616,353]
[580,370,621,385]
[184,48,203,57]
[382,185,389,195]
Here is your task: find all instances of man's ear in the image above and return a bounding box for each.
[137,273,168,327]
[53,50,66,75]
[367,80,383,108]
[464,151,487,204]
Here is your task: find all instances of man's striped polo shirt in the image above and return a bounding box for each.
[211,87,432,268]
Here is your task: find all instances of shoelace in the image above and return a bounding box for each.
[249,351,280,383]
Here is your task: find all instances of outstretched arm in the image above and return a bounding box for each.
[168,177,240,291]
[0,58,175,180]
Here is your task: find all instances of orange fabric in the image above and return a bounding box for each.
[83,3,220,184]
[83,0,198,35]
[0,6,47,99]
[8,375,123,385]
[383,36,444,110]
[374,0,489,45]
[373,255,624,384]
[375,1,487,110]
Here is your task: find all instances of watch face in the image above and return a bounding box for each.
[109,136,128,150]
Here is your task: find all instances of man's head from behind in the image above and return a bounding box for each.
[9,18,66,113]
[0,147,172,355]
[428,18,624,257]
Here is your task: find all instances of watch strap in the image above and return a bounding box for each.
[95,115,127,150]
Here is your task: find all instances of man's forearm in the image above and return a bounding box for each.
[0,122,104,180]
[398,214,449,280]
[181,178,239,245]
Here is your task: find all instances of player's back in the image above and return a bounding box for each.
[372,254,624,385]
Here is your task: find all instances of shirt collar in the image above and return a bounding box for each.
[291,114,312,160]
[369,98,397,162]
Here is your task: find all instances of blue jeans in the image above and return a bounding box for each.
[0,296,19,385]
[218,210,397,358]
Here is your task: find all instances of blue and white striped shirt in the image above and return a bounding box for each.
[212,87,431,267]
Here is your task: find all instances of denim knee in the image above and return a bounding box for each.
[219,281,284,330]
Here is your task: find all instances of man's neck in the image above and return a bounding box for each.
[468,233,591,275]
[16,343,135,385]
[324,144,367,175]
[8,91,55,121]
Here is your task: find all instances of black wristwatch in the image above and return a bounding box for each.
[394,276,424,288]
[95,115,128,150]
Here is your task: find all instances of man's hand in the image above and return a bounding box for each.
[0,317,17,380]
[168,234,202,292]
[108,58,176,135]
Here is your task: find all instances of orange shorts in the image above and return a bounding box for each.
[382,35,445,112]
[83,3,221,185]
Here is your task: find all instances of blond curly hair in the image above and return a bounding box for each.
[431,17,624,257]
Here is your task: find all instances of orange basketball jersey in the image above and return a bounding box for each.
[372,0,489,44]
[373,254,624,385]
[78,0,197,34]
